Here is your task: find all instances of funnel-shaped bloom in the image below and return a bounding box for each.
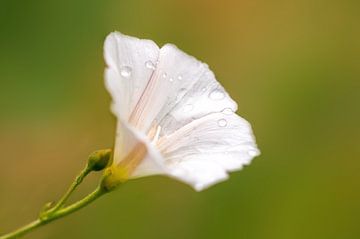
[104,32,260,191]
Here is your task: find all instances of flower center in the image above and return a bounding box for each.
[103,142,148,190]
[116,142,148,179]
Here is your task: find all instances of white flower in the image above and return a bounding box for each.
[103,32,260,191]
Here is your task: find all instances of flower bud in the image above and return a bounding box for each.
[87,149,112,171]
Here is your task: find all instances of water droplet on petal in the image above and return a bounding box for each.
[145,60,156,70]
[184,104,194,112]
[177,75,183,80]
[120,66,132,78]
[209,89,225,100]
[217,119,227,127]
[222,108,233,115]
[162,73,167,78]
[169,77,174,82]
[201,87,207,92]
[248,149,258,157]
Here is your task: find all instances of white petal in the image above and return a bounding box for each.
[113,119,166,178]
[104,32,160,121]
[123,43,237,135]
[157,62,237,135]
[125,44,206,132]
[156,45,238,136]
[157,112,260,191]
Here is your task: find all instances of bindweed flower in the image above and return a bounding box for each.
[102,32,260,191]
[0,32,262,239]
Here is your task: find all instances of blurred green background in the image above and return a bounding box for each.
[1,0,359,238]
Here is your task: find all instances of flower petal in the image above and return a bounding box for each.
[157,112,260,191]
[125,44,206,132]
[104,32,160,121]
[156,44,238,136]
[124,43,237,135]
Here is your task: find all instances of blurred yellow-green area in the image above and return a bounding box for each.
[1,0,359,238]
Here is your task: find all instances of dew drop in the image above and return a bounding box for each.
[222,108,233,115]
[145,60,156,70]
[209,89,225,100]
[248,149,258,157]
[162,73,167,78]
[120,66,132,78]
[184,104,194,112]
[217,119,227,127]
[177,75,183,80]
[169,77,174,82]
[201,87,207,92]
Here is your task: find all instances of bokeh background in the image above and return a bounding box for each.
[1,0,359,238]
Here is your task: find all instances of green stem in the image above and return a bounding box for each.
[0,220,42,239]
[47,166,92,214]
[0,186,107,239]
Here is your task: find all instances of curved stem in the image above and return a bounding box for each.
[0,220,42,239]
[0,186,107,239]
[48,186,106,222]
[47,166,92,214]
